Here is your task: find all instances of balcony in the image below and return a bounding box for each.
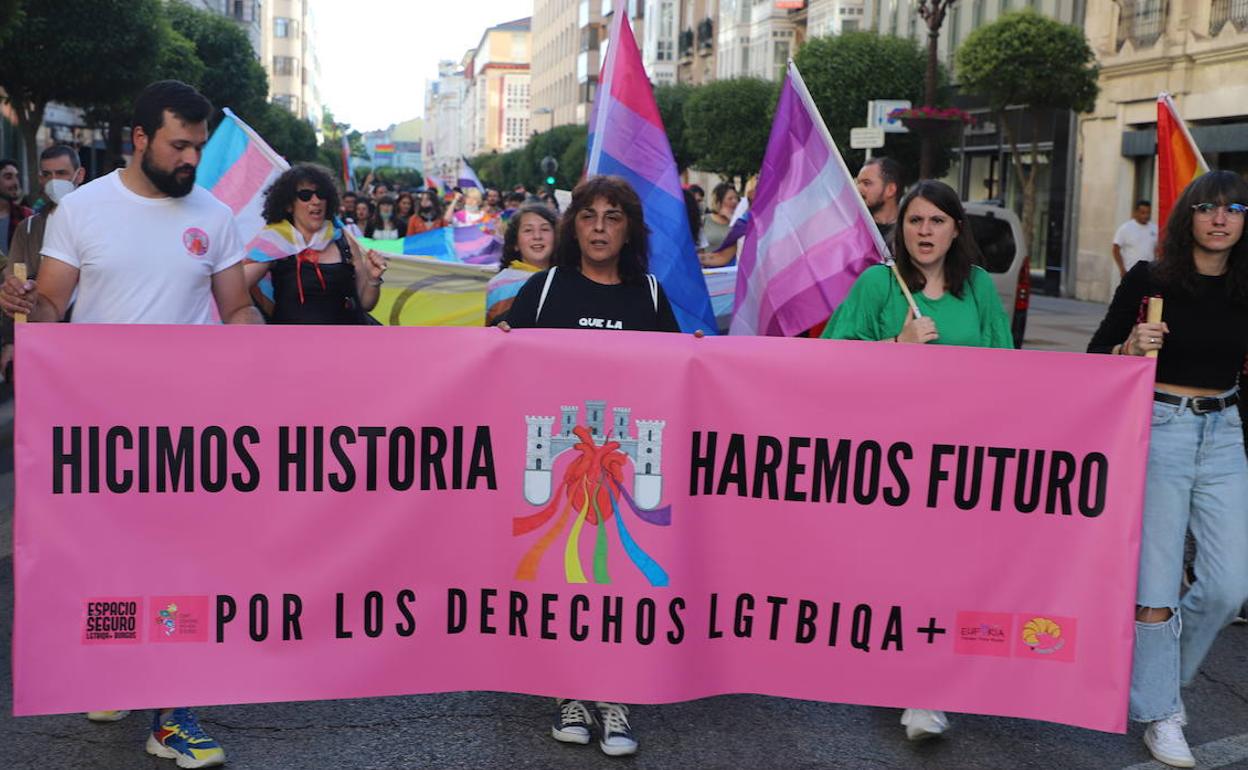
[679,28,694,60]
[697,17,714,52]
[1116,0,1167,51]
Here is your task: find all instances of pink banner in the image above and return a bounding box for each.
[13,325,1154,732]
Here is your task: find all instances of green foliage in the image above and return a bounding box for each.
[956,11,1099,114]
[154,24,205,86]
[251,104,318,163]
[795,31,951,182]
[0,0,23,46]
[654,82,695,173]
[166,0,268,125]
[560,133,587,185]
[471,124,586,191]
[683,78,778,183]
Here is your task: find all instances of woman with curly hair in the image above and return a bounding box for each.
[244,163,387,325]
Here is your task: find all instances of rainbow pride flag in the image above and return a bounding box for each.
[197,108,289,246]
[586,12,715,334]
[1157,93,1209,231]
[374,143,396,156]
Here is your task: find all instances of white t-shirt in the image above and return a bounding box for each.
[40,170,243,324]
[1112,219,1157,269]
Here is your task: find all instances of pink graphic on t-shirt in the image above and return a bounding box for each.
[183,228,210,258]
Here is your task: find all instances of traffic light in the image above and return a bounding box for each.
[540,155,558,187]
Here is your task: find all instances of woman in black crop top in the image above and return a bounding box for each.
[245,163,387,324]
[1089,171,1248,767]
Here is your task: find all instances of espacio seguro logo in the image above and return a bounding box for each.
[513,400,673,586]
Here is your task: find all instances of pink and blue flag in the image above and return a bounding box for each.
[453,222,502,264]
[196,108,289,247]
[586,12,716,334]
[730,61,888,336]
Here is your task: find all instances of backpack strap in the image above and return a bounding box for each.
[535,267,557,323]
[647,274,658,312]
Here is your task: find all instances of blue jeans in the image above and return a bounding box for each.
[1130,390,1248,722]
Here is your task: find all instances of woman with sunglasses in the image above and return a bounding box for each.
[244,163,387,325]
[1088,171,1248,768]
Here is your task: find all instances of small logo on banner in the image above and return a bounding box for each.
[1016,615,1077,662]
[82,598,143,644]
[953,611,1013,657]
[149,596,210,642]
[182,227,210,258]
[514,400,673,586]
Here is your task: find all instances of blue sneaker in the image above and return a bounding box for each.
[146,708,225,768]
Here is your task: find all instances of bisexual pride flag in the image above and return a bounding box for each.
[197,108,289,246]
[730,61,887,336]
[586,12,715,334]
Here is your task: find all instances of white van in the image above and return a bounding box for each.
[964,202,1030,349]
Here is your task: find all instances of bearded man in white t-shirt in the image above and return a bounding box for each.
[0,79,260,770]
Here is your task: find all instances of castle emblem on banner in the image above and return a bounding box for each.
[513,400,673,587]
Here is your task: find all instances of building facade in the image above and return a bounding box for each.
[866,0,1086,296]
[717,0,804,81]
[643,0,681,85]
[424,60,469,182]
[677,0,719,84]
[533,0,607,130]
[1074,0,1248,302]
[260,0,323,129]
[463,18,533,155]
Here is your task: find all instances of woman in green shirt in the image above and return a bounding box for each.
[822,180,1012,741]
[821,179,1013,350]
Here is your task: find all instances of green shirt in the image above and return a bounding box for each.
[821,264,1014,349]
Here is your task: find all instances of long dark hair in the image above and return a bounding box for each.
[1154,170,1248,306]
[501,204,558,270]
[417,189,443,222]
[261,163,342,226]
[554,176,650,286]
[892,180,981,299]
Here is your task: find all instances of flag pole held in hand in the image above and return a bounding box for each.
[13,264,27,324]
[1145,296,1163,359]
[887,260,922,318]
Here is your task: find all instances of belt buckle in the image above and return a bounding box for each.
[1189,397,1217,415]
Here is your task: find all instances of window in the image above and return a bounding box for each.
[1210,0,1248,35]
[273,56,297,76]
[1116,0,1168,50]
[272,94,299,114]
[274,17,294,38]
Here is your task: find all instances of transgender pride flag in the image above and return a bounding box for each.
[586,11,716,334]
[197,108,289,246]
[730,62,888,336]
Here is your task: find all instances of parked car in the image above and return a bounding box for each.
[964,201,1029,349]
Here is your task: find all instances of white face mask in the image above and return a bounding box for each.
[45,178,77,205]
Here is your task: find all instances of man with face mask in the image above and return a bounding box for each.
[0,80,260,769]
[0,145,85,378]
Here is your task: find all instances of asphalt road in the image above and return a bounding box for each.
[2,302,1246,769]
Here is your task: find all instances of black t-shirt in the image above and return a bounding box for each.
[1087,261,1248,390]
[504,267,681,332]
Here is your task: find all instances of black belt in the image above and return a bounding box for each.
[1154,390,1240,414]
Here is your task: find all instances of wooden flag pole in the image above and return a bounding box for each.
[1146,296,1163,359]
[13,264,27,324]
[888,262,922,318]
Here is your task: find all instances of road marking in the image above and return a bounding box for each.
[1121,731,1248,769]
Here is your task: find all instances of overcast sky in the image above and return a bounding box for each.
[314,0,532,132]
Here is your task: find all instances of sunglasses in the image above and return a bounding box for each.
[296,189,328,202]
[1191,202,1247,218]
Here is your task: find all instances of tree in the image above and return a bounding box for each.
[251,104,318,163]
[683,78,778,186]
[794,31,950,184]
[0,0,163,191]
[654,82,695,173]
[956,11,1099,256]
[165,0,269,126]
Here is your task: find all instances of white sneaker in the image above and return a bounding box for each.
[85,710,130,722]
[901,708,950,741]
[595,702,638,756]
[1143,713,1195,768]
[551,699,592,745]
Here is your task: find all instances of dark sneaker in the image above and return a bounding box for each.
[595,702,638,756]
[551,699,592,745]
[146,708,225,768]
